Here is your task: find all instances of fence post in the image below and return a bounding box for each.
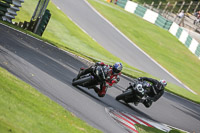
[157,1,162,10]
[186,1,193,13]
[194,1,200,13]
[32,0,50,33]
[170,1,177,13]
[163,2,170,13]
[178,1,185,13]
[150,1,154,10]
[143,2,146,6]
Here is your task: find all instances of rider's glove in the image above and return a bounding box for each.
[129,82,135,87]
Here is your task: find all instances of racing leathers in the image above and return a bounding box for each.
[138,77,165,107]
[76,62,121,97]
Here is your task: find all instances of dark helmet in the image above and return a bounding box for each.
[113,62,123,74]
[160,79,167,87]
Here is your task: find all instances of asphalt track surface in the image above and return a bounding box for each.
[1,24,200,133]
[51,0,187,90]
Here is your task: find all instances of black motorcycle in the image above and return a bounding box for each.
[116,80,152,107]
[72,65,109,95]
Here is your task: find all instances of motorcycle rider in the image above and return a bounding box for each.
[137,77,167,108]
[73,62,123,97]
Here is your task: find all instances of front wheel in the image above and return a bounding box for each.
[116,93,126,101]
[116,89,132,101]
[72,76,93,86]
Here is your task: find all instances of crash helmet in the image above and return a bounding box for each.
[113,62,123,74]
[160,79,167,87]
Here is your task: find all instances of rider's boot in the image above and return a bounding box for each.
[134,101,139,106]
[93,86,99,93]
[143,99,152,108]
[134,99,143,106]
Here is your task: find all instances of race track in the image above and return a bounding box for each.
[51,0,187,90]
[0,24,200,132]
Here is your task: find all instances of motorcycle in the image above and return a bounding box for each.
[116,80,152,107]
[72,65,109,96]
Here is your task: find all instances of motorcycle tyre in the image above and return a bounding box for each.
[116,90,132,102]
[72,76,93,86]
[143,99,152,108]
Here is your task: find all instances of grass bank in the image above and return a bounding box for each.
[0,67,102,133]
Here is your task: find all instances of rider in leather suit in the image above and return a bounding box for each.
[74,62,123,97]
[137,77,167,108]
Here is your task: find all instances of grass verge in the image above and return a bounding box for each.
[0,67,102,133]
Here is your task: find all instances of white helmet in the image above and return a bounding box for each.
[160,79,167,87]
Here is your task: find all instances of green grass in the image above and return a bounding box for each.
[0,67,102,133]
[87,0,200,96]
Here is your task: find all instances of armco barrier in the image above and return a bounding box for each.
[164,21,173,30]
[143,9,159,24]
[169,22,200,58]
[155,15,166,28]
[123,0,200,59]
[189,39,199,54]
[185,36,192,48]
[134,5,147,17]
[155,15,173,30]
[116,0,127,8]
[169,22,179,36]
[175,27,183,38]
[124,1,138,13]
[195,45,200,57]
[179,30,189,44]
